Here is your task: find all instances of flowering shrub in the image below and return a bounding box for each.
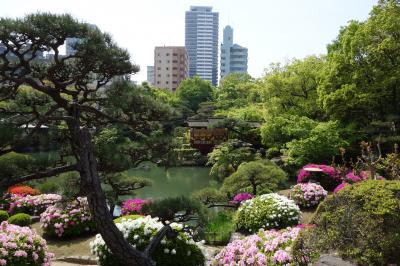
[290,183,327,207]
[297,164,341,191]
[230,193,254,204]
[90,216,205,266]
[40,197,95,238]
[8,194,62,215]
[7,185,39,196]
[236,193,300,232]
[212,226,303,266]
[120,198,149,215]
[333,183,350,194]
[0,221,54,265]
[335,171,385,194]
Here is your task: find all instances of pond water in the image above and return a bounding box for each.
[124,162,217,200]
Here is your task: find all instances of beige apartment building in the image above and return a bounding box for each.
[154,46,188,91]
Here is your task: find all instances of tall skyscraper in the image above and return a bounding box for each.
[220,25,248,80]
[147,66,154,85]
[185,6,219,86]
[154,46,188,91]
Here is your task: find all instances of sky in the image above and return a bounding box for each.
[1,0,378,83]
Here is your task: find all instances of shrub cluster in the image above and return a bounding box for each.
[0,210,9,222]
[230,193,254,204]
[293,180,400,265]
[0,221,54,265]
[290,183,327,207]
[8,193,62,215]
[297,164,341,190]
[120,198,149,216]
[235,193,300,232]
[90,216,205,266]
[8,213,31,226]
[7,185,39,196]
[40,197,95,238]
[212,226,303,265]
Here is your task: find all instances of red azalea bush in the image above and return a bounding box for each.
[120,198,149,216]
[7,185,40,196]
[297,164,341,191]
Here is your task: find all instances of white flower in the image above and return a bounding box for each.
[171,249,176,255]
[164,248,170,254]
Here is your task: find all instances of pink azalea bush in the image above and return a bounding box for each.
[230,193,254,204]
[8,193,62,215]
[0,221,54,265]
[290,183,327,207]
[297,164,341,191]
[212,226,305,266]
[335,171,385,194]
[40,197,95,238]
[120,198,149,215]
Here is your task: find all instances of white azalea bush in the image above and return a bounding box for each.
[290,183,327,207]
[90,216,205,266]
[236,193,301,232]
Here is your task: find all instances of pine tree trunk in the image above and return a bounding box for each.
[75,128,155,266]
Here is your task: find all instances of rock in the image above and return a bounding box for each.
[313,254,356,266]
[197,243,222,266]
[229,232,244,242]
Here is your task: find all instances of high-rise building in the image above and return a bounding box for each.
[220,25,248,80]
[185,6,219,86]
[154,46,188,91]
[147,66,154,85]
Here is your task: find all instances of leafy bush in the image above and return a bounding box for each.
[0,210,9,222]
[0,221,54,265]
[8,193,62,215]
[235,193,300,232]
[222,160,287,195]
[204,211,235,245]
[120,198,149,215]
[141,196,205,224]
[290,183,327,207]
[113,214,142,223]
[230,193,254,204]
[207,139,257,181]
[90,216,205,266]
[297,164,341,191]
[7,185,39,196]
[292,180,400,265]
[40,197,96,238]
[36,182,60,194]
[376,153,400,180]
[0,152,35,182]
[212,226,302,265]
[8,213,31,226]
[192,187,227,206]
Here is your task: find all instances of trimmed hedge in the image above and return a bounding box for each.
[8,213,31,226]
[0,210,9,222]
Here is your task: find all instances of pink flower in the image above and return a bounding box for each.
[121,198,149,215]
[333,183,349,194]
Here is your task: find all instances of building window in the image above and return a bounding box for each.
[167,74,170,77]
[157,53,160,56]
[167,60,170,63]
[157,67,161,70]
[173,60,178,63]
[166,53,170,56]
[157,81,160,84]
[157,74,161,77]
[158,60,161,63]
[173,67,178,70]
[166,81,169,84]
[173,81,177,84]
[173,74,178,77]
[166,67,169,70]
[173,53,178,56]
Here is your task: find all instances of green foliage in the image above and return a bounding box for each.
[284,121,348,166]
[293,180,400,265]
[176,76,214,112]
[204,211,235,245]
[0,210,9,222]
[0,152,35,183]
[113,214,143,223]
[318,0,400,143]
[376,152,400,180]
[141,196,205,224]
[207,139,257,181]
[8,213,31,226]
[221,160,287,195]
[191,187,227,206]
[261,116,347,167]
[36,182,60,194]
[262,56,325,118]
